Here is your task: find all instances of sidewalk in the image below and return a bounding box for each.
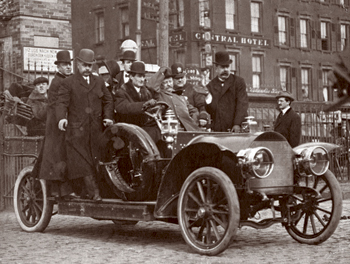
[340,182,350,200]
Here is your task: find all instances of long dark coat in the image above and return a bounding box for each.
[56,73,114,179]
[158,91,200,131]
[39,72,68,181]
[26,90,48,136]
[205,74,248,132]
[114,81,154,126]
[274,108,301,148]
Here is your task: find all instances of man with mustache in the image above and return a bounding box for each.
[205,51,248,132]
[56,49,114,201]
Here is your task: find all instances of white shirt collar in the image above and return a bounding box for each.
[281,106,291,115]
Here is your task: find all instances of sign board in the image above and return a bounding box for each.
[185,66,202,87]
[23,47,73,73]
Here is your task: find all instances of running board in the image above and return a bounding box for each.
[58,199,156,222]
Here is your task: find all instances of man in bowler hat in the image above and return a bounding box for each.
[35,50,76,198]
[115,50,136,90]
[205,51,248,132]
[274,91,301,148]
[56,48,114,201]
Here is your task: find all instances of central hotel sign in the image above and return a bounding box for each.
[193,32,271,48]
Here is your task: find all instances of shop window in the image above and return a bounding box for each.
[251,2,261,33]
[199,0,210,28]
[95,11,105,43]
[120,6,129,39]
[225,0,237,30]
[169,0,184,29]
[252,55,262,89]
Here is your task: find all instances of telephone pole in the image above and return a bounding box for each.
[158,0,169,67]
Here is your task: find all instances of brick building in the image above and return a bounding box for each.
[0,0,72,90]
[71,0,350,107]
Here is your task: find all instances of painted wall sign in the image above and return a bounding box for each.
[23,47,73,73]
[192,32,271,48]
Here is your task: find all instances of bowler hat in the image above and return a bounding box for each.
[128,61,146,75]
[104,60,120,78]
[171,62,186,79]
[54,50,72,65]
[33,77,49,86]
[276,91,295,102]
[76,49,95,64]
[214,51,232,66]
[120,50,136,61]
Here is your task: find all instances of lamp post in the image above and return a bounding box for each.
[159,0,169,67]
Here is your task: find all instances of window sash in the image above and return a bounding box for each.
[251,2,260,32]
[301,69,310,99]
[226,0,235,30]
[341,24,347,51]
[280,67,288,91]
[199,0,210,27]
[278,16,287,45]
[96,13,104,42]
[321,22,327,39]
[300,19,308,48]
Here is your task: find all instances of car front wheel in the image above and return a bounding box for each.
[178,167,240,256]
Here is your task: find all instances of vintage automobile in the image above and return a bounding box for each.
[13,102,342,256]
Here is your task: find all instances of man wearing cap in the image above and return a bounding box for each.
[114,61,159,140]
[147,66,200,131]
[115,50,136,90]
[205,51,248,132]
[56,48,114,201]
[37,50,75,198]
[274,91,301,148]
[26,76,49,136]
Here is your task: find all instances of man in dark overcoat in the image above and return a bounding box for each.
[38,50,73,197]
[56,49,114,201]
[205,51,248,132]
[274,91,301,148]
[115,50,136,90]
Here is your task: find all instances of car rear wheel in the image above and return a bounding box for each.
[178,167,240,256]
[14,165,53,232]
[285,170,342,244]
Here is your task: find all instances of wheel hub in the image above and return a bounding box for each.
[197,205,213,218]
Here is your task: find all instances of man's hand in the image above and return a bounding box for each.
[58,119,68,131]
[205,92,213,104]
[103,119,113,127]
[198,111,210,127]
[232,125,241,133]
[142,99,157,110]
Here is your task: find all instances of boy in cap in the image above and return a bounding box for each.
[274,91,301,148]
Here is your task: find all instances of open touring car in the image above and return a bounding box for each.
[13,102,342,256]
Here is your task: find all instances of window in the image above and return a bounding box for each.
[225,0,236,30]
[301,68,311,100]
[120,7,129,38]
[251,2,261,33]
[280,66,291,92]
[322,69,331,102]
[169,0,184,29]
[278,16,287,45]
[199,0,210,28]
[229,54,237,75]
[252,55,262,89]
[300,19,309,48]
[321,21,330,51]
[95,12,105,43]
[174,50,185,65]
[341,24,348,51]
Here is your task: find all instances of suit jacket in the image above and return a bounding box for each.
[114,81,154,127]
[56,73,114,179]
[274,108,301,148]
[206,74,248,132]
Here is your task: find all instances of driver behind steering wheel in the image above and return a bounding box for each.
[114,61,160,143]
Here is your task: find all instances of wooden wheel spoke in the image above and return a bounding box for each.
[206,220,211,243]
[312,177,319,189]
[212,208,229,215]
[294,210,305,226]
[318,184,328,195]
[206,179,212,204]
[196,181,206,203]
[302,213,309,234]
[310,214,317,234]
[313,211,327,227]
[212,214,227,229]
[209,219,221,241]
[33,200,43,214]
[21,203,29,213]
[291,194,304,202]
[314,205,332,215]
[317,197,332,203]
[197,221,206,240]
[188,191,202,206]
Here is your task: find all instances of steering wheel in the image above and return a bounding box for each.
[144,101,170,129]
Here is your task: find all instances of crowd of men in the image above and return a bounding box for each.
[8,46,303,201]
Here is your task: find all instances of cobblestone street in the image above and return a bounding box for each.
[1,199,350,264]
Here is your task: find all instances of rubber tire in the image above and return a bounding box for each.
[178,167,240,256]
[285,170,342,244]
[14,165,53,232]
